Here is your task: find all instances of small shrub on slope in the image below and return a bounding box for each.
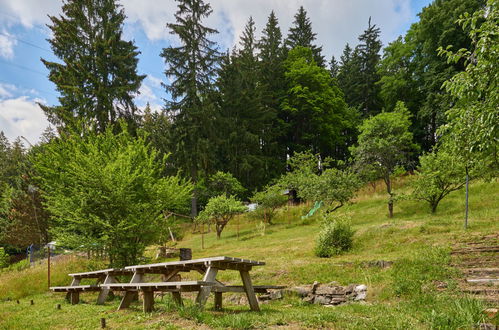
[315,216,354,257]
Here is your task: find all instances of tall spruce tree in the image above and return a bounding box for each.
[216,18,266,191]
[160,0,220,216]
[329,55,339,80]
[41,0,145,133]
[356,17,382,116]
[337,44,361,108]
[337,19,382,117]
[258,11,286,179]
[285,6,325,67]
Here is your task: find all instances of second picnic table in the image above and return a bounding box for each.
[102,256,280,312]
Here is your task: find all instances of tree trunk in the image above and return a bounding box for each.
[385,175,394,218]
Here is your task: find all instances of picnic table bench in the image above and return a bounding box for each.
[51,256,284,313]
[50,268,132,304]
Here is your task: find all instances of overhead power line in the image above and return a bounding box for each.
[0,32,51,53]
[0,58,46,76]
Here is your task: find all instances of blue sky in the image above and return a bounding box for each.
[0,0,432,144]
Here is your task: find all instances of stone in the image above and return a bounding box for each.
[258,294,271,301]
[313,295,331,305]
[316,286,344,295]
[269,290,283,300]
[312,281,320,294]
[330,297,347,305]
[303,294,315,304]
[344,284,356,295]
[354,284,367,292]
[289,286,313,297]
[354,291,367,301]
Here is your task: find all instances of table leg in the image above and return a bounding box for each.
[118,272,143,310]
[214,292,223,311]
[240,270,260,311]
[143,290,154,313]
[70,291,80,305]
[97,275,115,305]
[171,292,183,306]
[195,266,218,308]
[66,278,80,302]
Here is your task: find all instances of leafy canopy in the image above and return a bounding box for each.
[33,124,192,267]
[196,195,246,239]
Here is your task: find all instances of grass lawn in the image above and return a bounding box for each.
[0,177,497,329]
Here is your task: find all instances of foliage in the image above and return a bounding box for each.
[196,195,246,239]
[0,136,49,248]
[378,0,485,151]
[438,0,499,164]
[279,151,360,212]
[32,124,192,267]
[257,11,287,181]
[281,47,355,159]
[160,0,220,216]
[314,216,354,257]
[215,18,273,192]
[251,184,288,224]
[284,6,324,66]
[40,0,145,133]
[350,101,418,217]
[300,168,361,213]
[338,18,382,117]
[412,150,467,213]
[0,248,8,268]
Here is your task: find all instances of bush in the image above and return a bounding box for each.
[315,217,354,257]
[0,248,9,268]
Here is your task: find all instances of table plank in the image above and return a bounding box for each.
[124,256,265,271]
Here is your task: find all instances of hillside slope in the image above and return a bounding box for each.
[1,178,498,329]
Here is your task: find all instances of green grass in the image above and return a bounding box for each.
[1,177,498,329]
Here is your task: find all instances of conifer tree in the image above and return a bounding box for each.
[337,44,361,108]
[160,0,220,216]
[41,0,145,133]
[258,11,287,178]
[285,6,325,67]
[329,56,339,80]
[356,17,383,116]
[216,17,268,191]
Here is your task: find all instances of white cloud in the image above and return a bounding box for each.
[0,83,16,98]
[0,30,16,59]
[0,0,61,28]
[0,0,415,59]
[0,96,50,144]
[121,0,413,58]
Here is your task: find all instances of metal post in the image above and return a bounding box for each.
[464,171,469,230]
[47,246,51,289]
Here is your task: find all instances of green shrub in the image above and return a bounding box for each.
[315,217,354,257]
[0,248,9,268]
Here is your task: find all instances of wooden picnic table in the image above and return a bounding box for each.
[50,268,132,304]
[51,256,283,313]
[104,256,275,312]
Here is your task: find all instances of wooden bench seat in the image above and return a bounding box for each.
[50,285,101,292]
[211,285,286,293]
[102,281,215,292]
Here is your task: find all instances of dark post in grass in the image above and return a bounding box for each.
[100,318,106,328]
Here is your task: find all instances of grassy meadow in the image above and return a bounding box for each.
[0,177,497,329]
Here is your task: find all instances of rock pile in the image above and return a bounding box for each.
[289,281,368,306]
